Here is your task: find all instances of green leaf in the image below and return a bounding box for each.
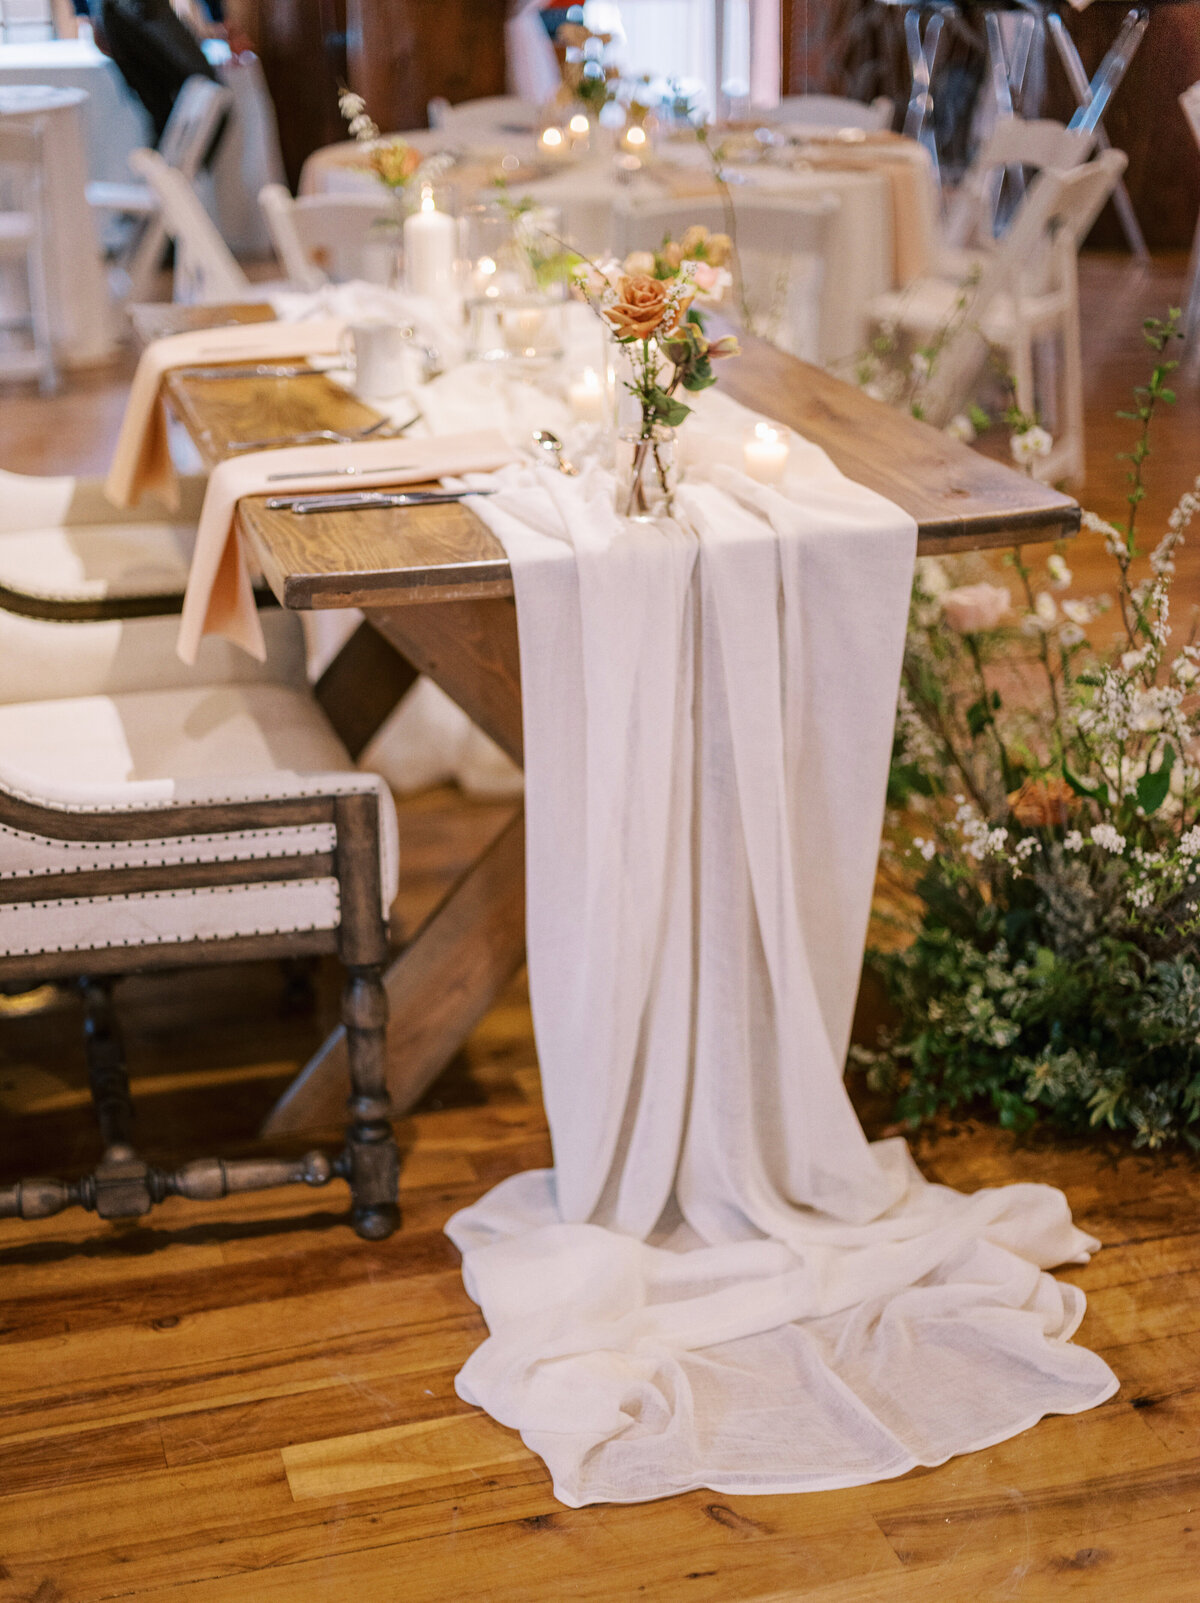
[646,387,691,427]
[1063,763,1109,807]
[1137,743,1177,816]
[966,696,992,738]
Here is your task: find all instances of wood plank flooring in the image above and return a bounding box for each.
[2,255,1200,1601]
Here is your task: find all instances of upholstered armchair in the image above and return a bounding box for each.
[0,468,402,1239]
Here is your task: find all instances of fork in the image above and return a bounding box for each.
[226,416,398,454]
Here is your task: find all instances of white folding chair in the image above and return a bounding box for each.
[942,117,1097,261]
[88,76,233,304]
[127,147,250,304]
[1181,82,1200,368]
[611,191,840,364]
[869,150,1127,485]
[259,184,402,292]
[426,94,539,139]
[0,0,55,42]
[768,94,894,132]
[0,122,56,394]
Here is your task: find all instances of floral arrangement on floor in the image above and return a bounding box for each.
[857,311,1200,1150]
[337,90,449,195]
[572,233,740,516]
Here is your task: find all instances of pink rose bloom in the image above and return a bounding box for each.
[940,582,1011,633]
[690,261,720,292]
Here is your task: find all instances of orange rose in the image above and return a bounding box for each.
[1007,777,1075,828]
[604,274,686,340]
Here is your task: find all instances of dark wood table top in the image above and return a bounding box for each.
[144,303,1079,613]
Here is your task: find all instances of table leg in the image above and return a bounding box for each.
[1047,7,1149,260]
[262,596,527,1136]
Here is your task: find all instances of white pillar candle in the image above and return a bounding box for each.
[404,186,457,300]
[743,420,790,484]
[568,366,605,421]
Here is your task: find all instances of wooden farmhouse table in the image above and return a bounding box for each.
[134,302,1080,1138]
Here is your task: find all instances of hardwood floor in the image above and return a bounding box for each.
[2,255,1200,1601]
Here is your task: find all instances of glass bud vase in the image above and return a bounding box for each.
[616,423,678,521]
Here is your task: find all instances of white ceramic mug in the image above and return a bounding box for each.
[341,321,410,400]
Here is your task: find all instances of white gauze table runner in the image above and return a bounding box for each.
[447,406,1117,1508]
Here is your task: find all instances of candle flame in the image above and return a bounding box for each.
[541,127,563,148]
[569,113,589,134]
[754,421,778,443]
[625,125,647,147]
[420,184,435,212]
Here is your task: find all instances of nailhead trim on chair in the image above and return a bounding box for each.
[0,878,341,955]
[0,821,338,876]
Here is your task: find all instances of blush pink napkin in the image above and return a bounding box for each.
[105,319,347,511]
[176,430,520,665]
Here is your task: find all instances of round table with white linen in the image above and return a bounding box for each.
[297,130,938,368]
[0,83,117,367]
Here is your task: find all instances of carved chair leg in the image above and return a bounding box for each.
[338,963,400,1241]
[79,976,134,1159]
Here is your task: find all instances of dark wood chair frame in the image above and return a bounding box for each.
[0,779,400,1240]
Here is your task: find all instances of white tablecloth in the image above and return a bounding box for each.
[0,83,117,366]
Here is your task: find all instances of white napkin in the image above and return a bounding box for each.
[444,435,1118,1507]
[175,430,518,665]
[105,319,347,511]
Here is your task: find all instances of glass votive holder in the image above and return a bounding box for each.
[618,121,652,160]
[742,419,791,484]
[537,119,571,162]
[566,365,606,422]
[467,293,565,365]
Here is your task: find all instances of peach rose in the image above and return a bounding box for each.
[1008,776,1075,828]
[940,582,1011,633]
[371,139,421,188]
[604,274,685,340]
[622,250,657,276]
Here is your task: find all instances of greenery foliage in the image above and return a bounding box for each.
[859,311,1200,1149]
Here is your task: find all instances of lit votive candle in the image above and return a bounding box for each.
[538,124,568,161]
[619,122,650,158]
[567,112,591,152]
[743,420,790,484]
[568,366,605,421]
[404,185,457,300]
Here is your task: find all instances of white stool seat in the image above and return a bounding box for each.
[0,682,399,956]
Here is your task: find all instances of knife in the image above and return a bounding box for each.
[176,363,339,380]
[264,489,497,515]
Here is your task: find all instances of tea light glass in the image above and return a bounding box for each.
[743,420,790,484]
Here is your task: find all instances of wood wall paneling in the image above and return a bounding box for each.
[345,0,508,138]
